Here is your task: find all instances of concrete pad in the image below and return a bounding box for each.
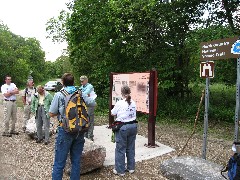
[93,125,175,166]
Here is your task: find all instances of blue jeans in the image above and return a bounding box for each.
[52,127,85,180]
[115,123,138,174]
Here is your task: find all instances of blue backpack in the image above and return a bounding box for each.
[222,153,240,180]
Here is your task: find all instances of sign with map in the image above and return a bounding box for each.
[112,72,150,113]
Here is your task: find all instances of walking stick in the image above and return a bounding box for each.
[177,89,205,156]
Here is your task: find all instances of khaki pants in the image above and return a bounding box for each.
[3,101,17,133]
[23,104,31,128]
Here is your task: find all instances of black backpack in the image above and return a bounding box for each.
[24,87,36,101]
[60,89,89,134]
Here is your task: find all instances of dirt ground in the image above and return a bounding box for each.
[0,94,234,180]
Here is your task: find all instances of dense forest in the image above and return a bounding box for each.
[1,0,239,122]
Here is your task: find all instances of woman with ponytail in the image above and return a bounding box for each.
[111,85,138,177]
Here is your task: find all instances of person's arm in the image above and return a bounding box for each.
[111,102,120,116]
[48,94,55,117]
[22,96,26,105]
[84,84,93,96]
[3,92,12,97]
[4,84,19,97]
[11,88,19,94]
[2,85,12,97]
[21,89,26,105]
[10,84,19,95]
[49,93,59,118]
[49,112,58,117]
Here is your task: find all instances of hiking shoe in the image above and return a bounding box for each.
[36,139,43,143]
[2,132,12,137]
[10,131,19,135]
[113,169,125,177]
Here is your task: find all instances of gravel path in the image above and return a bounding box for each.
[0,94,234,180]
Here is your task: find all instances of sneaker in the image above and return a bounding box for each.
[113,169,125,177]
[10,131,19,135]
[2,132,12,137]
[127,170,135,174]
[36,139,43,143]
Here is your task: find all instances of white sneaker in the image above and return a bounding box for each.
[113,169,125,176]
[128,170,135,174]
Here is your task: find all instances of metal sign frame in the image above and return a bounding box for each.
[109,70,158,147]
[201,37,240,159]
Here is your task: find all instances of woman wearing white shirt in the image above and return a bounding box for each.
[111,85,138,177]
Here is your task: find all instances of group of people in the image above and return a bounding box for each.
[1,73,138,179]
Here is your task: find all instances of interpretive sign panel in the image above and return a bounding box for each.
[112,73,150,113]
[200,36,238,61]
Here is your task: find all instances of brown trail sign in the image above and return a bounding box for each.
[200,37,239,61]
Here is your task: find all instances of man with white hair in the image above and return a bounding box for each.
[79,75,97,141]
[21,78,36,132]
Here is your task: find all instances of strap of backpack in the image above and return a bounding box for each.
[24,87,28,102]
[60,89,70,96]
[220,165,228,179]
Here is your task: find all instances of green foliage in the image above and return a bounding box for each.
[95,97,109,115]
[185,25,237,85]
[0,22,46,87]
[46,0,209,97]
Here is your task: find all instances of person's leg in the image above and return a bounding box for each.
[10,102,17,132]
[85,106,94,140]
[22,105,31,130]
[115,125,127,174]
[36,106,43,141]
[52,128,72,180]
[126,123,137,171]
[42,112,50,143]
[70,133,85,179]
[3,101,11,134]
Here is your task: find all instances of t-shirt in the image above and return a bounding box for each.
[1,83,17,101]
[80,83,97,106]
[38,94,44,105]
[80,83,94,95]
[111,99,137,123]
[21,87,36,105]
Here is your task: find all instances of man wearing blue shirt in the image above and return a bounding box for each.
[79,75,96,141]
[49,73,93,180]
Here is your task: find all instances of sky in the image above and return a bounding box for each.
[0,0,71,61]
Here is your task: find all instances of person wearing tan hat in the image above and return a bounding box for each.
[79,75,97,141]
[21,79,36,132]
